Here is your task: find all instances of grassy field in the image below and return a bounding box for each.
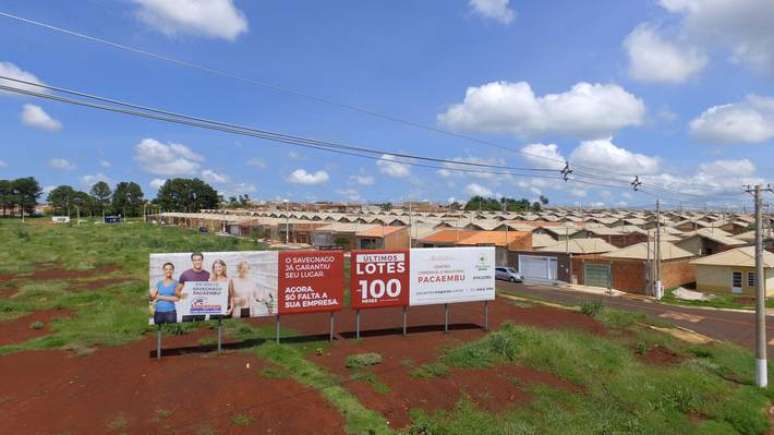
[1,218,772,434]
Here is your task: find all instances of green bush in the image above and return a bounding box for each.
[580,300,604,317]
[345,352,383,369]
[30,320,45,330]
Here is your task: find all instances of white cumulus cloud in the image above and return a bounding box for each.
[659,0,774,74]
[438,81,645,140]
[0,160,6,168]
[287,169,329,185]
[336,188,361,201]
[376,154,411,178]
[350,174,375,186]
[623,23,707,83]
[689,95,774,144]
[134,138,204,176]
[0,62,47,95]
[570,138,660,174]
[81,173,111,189]
[49,158,75,171]
[469,0,514,24]
[133,0,248,40]
[150,178,167,190]
[201,169,229,183]
[645,158,762,196]
[520,143,566,170]
[100,160,112,168]
[465,183,493,197]
[21,104,61,131]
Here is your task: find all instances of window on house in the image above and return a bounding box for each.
[732,272,742,288]
[748,272,756,288]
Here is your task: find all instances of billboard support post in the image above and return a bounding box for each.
[444,303,449,334]
[156,325,162,360]
[355,309,361,340]
[216,318,223,353]
[402,306,407,336]
[275,314,280,344]
[329,312,335,342]
[484,301,489,331]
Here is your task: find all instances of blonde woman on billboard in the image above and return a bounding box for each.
[231,261,274,317]
[210,259,234,317]
[149,262,179,324]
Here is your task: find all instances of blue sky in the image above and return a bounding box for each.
[0,0,772,208]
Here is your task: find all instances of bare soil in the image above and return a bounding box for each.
[639,345,683,366]
[0,308,73,346]
[0,329,344,435]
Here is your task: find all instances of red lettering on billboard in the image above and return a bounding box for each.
[278,251,344,314]
[351,250,410,309]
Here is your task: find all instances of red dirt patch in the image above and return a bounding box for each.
[638,345,683,366]
[0,308,73,346]
[286,297,592,429]
[0,330,344,435]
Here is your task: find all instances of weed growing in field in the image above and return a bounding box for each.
[231,414,254,427]
[29,320,44,329]
[580,300,604,317]
[351,371,391,395]
[105,413,128,432]
[410,362,450,379]
[345,352,383,369]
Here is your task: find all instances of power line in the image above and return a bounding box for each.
[0,11,750,203]
[0,75,556,176]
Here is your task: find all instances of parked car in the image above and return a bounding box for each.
[495,267,523,282]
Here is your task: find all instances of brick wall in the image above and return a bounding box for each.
[661,259,696,289]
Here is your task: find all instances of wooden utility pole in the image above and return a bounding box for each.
[655,199,662,299]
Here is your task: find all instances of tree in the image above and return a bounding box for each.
[0,180,12,217]
[47,185,77,215]
[539,195,549,205]
[72,191,95,217]
[12,177,42,217]
[90,181,112,215]
[155,178,219,212]
[112,181,144,217]
[378,202,392,212]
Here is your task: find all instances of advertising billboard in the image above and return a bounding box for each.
[148,251,279,324]
[277,251,344,314]
[408,247,495,306]
[351,250,410,309]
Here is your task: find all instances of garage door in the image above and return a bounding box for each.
[519,255,558,281]
[584,264,611,288]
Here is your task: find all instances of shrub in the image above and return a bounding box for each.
[30,320,45,330]
[345,352,383,369]
[580,300,604,317]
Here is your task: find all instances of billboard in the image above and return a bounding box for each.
[409,247,495,306]
[148,251,279,324]
[278,251,344,314]
[351,250,410,309]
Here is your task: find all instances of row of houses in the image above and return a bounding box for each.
[151,207,773,298]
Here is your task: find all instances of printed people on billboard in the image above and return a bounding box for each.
[148,262,179,325]
[208,259,234,320]
[178,252,211,322]
[351,250,410,309]
[149,251,279,324]
[231,260,276,318]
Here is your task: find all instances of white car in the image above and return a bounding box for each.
[495,267,523,283]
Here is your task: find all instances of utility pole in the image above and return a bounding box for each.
[746,184,771,387]
[285,199,290,244]
[655,199,662,299]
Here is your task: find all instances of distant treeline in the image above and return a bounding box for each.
[463,195,549,212]
[0,177,231,218]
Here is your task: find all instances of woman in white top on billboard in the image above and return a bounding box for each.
[231,260,274,317]
[210,258,234,317]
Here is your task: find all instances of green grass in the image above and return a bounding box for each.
[255,342,391,434]
[0,218,263,354]
[407,320,773,434]
[231,414,254,427]
[351,370,391,395]
[662,288,774,311]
